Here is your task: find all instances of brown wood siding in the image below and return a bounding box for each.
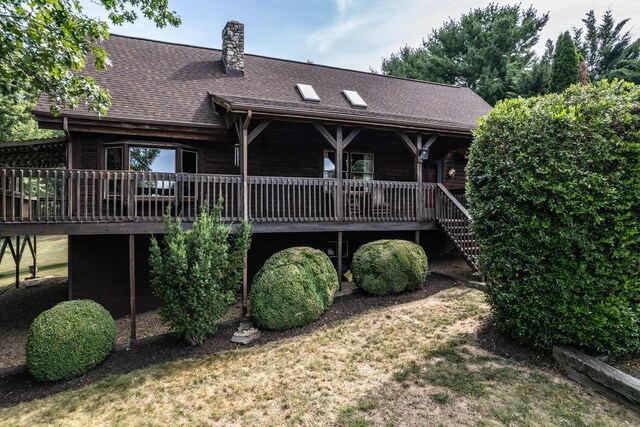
[442,151,467,191]
[69,234,159,317]
[69,125,471,187]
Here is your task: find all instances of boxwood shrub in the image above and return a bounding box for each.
[352,239,428,296]
[26,300,116,381]
[250,247,338,330]
[467,80,640,353]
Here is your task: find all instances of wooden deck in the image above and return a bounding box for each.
[1,168,441,235]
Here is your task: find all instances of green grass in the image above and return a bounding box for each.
[0,235,67,289]
[0,287,636,426]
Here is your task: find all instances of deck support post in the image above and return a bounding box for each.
[14,236,20,288]
[129,234,136,342]
[414,230,420,245]
[415,134,423,220]
[240,111,252,316]
[31,236,37,279]
[336,125,343,221]
[337,231,343,290]
[68,236,73,300]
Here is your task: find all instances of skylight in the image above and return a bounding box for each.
[296,84,320,102]
[343,90,367,108]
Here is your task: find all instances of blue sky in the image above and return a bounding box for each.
[81,0,640,72]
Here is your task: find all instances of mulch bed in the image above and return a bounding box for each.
[0,274,456,408]
[475,318,559,371]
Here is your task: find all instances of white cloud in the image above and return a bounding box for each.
[335,0,353,14]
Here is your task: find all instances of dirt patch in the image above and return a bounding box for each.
[429,250,478,282]
[0,274,456,408]
[0,277,68,370]
[475,317,557,370]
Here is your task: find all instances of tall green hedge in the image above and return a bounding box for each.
[467,80,640,353]
[26,300,116,381]
[352,239,428,296]
[250,247,338,330]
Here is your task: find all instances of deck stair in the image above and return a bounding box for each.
[435,184,480,272]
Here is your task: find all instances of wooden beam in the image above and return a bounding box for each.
[240,111,252,315]
[396,131,418,157]
[129,234,136,341]
[342,128,361,149]
[337,231,343,291]
[313,123,337,150]
[336,125,343,220]
[248,119,272,145]
[423,135,438,150]
[416,134,424,219]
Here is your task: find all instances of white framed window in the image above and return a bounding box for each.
[323,150,374,180]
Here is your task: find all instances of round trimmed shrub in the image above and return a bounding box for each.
[352,239,428,295]
[467,80,640,353]
[27,300,116,381]
[250,247,338,330]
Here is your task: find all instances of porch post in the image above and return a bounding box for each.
[337,231,343,289]
[336,125,343,221]
[129,234,136,342]
[416,134,423,220]
[240,112,252,315]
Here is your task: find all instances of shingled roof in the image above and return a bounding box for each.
[35,35,491,133]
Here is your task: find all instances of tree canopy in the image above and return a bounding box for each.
[382,6,640,103]
[381,4,549,105]
[0,0,181,117]
[573,9,640,84]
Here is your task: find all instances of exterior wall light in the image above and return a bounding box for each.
[419,148,429,160]
[447,167,456,178]
[234,143,240,167]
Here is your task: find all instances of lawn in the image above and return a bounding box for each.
[0,236,67,290]
[1,287,637,426]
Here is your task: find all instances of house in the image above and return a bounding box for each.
[0,21,491,335]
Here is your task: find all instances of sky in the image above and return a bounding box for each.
[81,0,640,72]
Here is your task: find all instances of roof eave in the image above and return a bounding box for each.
[211,95,476,136]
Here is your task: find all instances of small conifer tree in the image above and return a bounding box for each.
[550,32,580,92]
[149,201,251,345]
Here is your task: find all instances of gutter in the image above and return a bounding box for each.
[212,95,475,136]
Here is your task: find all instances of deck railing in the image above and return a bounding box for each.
[435,184,479,271]
[1,167,441,225]
[248,176,339,222]
[0,168,241,223]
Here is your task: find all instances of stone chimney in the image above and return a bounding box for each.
[222,21,244,75]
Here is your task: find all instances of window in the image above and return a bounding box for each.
[296,83,321,102]
[350,153,374,181]
[129,147,175,172]
[323,151,374,180]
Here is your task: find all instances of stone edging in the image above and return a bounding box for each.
[553,346,640,412]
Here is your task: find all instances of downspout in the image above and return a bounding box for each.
[63,116,73,169]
